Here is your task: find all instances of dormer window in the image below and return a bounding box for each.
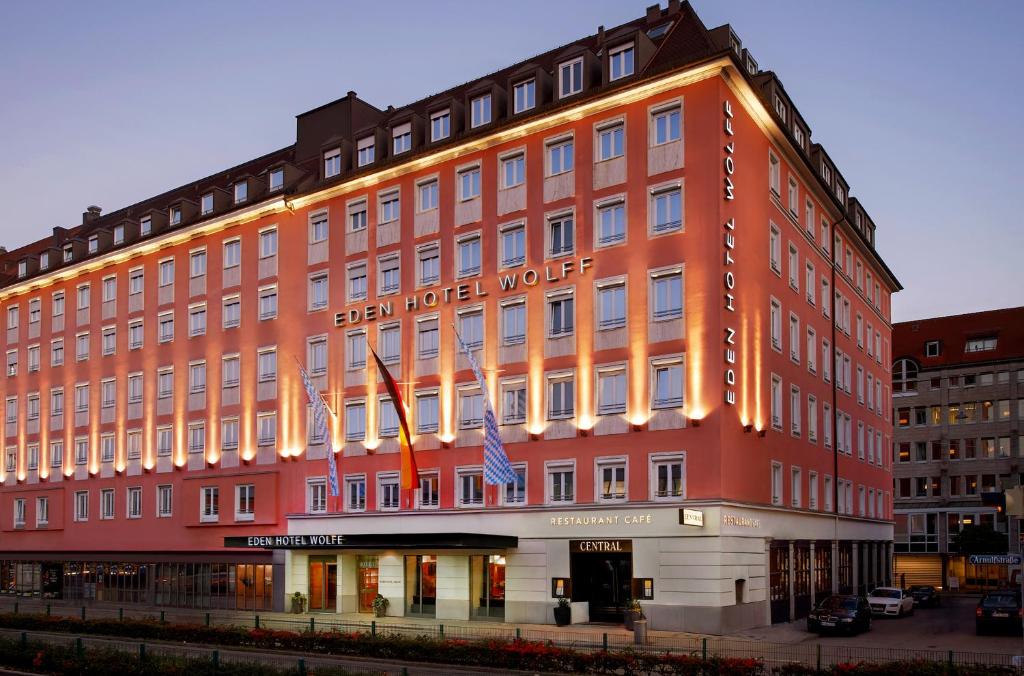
[430,109,450,141]
[63,244,73,263]
[87,235,98,254]
[835,185,845,203]
[17,261,26,278]
[39,252,49,270]
[793,126,805,148]
[112,225,124,245]
[324,148,342,178]
[609,43,634,80]
[773,95,787,123]
[268,168,284,192]
[170,206,182,226]
[746,56,758,75]
[357,136,375,167]
[140,216,152,236]
[233,181,248,205]
[965,337,997,353]
[201,192,214,215]
[821,163,832,184]
[559,57,584,98]
[513,79,535,114]
[392,123,412,154]
[470,94,491,128]
[925,341,941,358]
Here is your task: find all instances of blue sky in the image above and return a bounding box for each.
[0,1,1020,321]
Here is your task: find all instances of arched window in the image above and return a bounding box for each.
[892,358,919,394]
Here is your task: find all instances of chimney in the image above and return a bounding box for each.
[52,226,67,244]
[0,247,7,255]
[668,0,681,14]
[597,25,605,46]
[646,4,661,22]
[83,205,102,224]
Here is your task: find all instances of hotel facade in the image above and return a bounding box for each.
[0,1,899,633]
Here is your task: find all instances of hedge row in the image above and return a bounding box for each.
[0,612,1013,676]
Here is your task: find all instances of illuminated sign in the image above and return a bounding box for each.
[680,508,704,527]
[570,539,633,553]
[550,513,653,527]
[722,99,739,406]
[335,257,592,328]
[722,514,761,528]
[224,534,345,549]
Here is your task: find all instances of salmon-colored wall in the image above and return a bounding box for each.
[0,69,894,554]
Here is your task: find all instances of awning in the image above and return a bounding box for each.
[224,532,518,550]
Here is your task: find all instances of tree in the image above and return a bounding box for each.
[951,524,1008,555]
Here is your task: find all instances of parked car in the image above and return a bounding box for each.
[976,590,1023,635]
[806,595,871,635]
[908,585,941,608]
[866,587,914,617]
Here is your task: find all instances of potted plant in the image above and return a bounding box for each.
[624,598,643,630]
[372,593,389,618]
[290,591,307,614]
[553,597,571,626]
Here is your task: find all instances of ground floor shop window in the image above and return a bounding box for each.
[308,557,337,612]
[357,556,379,612]
[470,554,505,620]
[405,555,436,617]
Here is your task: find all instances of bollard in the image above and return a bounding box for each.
[371,620,376,637]
[602,633,608,651]
[515,627,521,641]
[81,606,86,621]
[20,632,26,652]
[817,643,822,672]
[255,615,260,629]
[211,650,219,668]
[159,610,165,624]
[119,608,124,621]
[310,617,315,633]
[76,637,83,657]
[298,658,307,676]
[439,623,444,638]
[701,637,707,661]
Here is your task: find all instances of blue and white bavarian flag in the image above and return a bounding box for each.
[453,326,518,486]
[299,364,339,497]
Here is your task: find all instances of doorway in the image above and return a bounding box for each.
[569,541,632,623]
[308,557,337,612]
[470,554,506,620]
[405,555,436,617]
[357,556,379,613]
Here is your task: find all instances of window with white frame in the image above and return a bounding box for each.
[513,78,535,113]
[458,166,481,201]
[188,421,206,454]
[596,122,624,161]
[769,151,780,195]
[222,418,239,450]
[503,465,527,505]
[236,484,255,521]
[457,234,482,277]
[501,299,526,345]
[347,263,368,302]
[379,255,400,296]
[36,496,49,526]
[597,280,626,330]
[129,319,144,349]
[392,122,412,154]
[222,354,240,389]
[500,223,525,268]
[788,244,799,290]
[547,289,574,337]
[790,385,801,436]
[459,387,483,429]
[651,103,681,145]
[651,185,682,233]
[596,198,625,245]
[356,136,375,167]
[501,380,527,425]
[268,168,284,192]
[501,153,525,189]
[379,474,400,511]
[417,243,440,285]
[74,491,89,521]
[190,250,206,278]
[309,273,329,311]
[200,486,219,522]
[769,222,781,273]
[157,426,172,456]
[771,462,783,505]
[651,453,684,500]
[430,109,450,141]
[100,380,115,409]
[126,430,141,459]
[223,239,241,269]
[324,148,342,177]
[258,286,278,320]
[458,308,483,349]
[416,317,439,359]
[308,337,327,376]
[257,348,277,383]
[188,304,206,337]
[419,472,440,508]
[547,462,575,503]
[345,401,366,441]
[257,412,276,447]
[789,313,800,362]
[259,228,278,259]
[158,312,174,343]
[347,330,366,369]
[791,466,802,508]
[651,268,683,321]
[380,191,400,223]
[415,391,439,433]
[307,479,327,514]
[559,57,583,97]
[547,372,575,420]
[547,136,574,175]
[348,200,368,231]
[157,485,173,517]
[808,395,818,443]
[609,42,634,79]
[597,458,627,502]
[470,94,491,128]
[75,332,89,361]
[458,469,484,506]
[597,366,627,415]
[770,374,783,430]
[310,212,329,244]
[418,179,438,212]
[769,298,782,351]
[378,396,399,437]
[548,213,574,256]
[651,357,683,409]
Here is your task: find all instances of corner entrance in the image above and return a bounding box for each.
[308,557,337,612]
[569,540,632,623]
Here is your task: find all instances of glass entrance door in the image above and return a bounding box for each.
[405,555,436,617]
[470,555,506,620]
[569,549,632,623]
[308,558,337,612]
[357,556,379,612]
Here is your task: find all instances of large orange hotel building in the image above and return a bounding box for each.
[0,1,900,632]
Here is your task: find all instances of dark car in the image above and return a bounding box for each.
[807,595,872,635]
[976,590,1022,635]
[908,585,941,608]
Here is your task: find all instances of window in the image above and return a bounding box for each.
[258,286,278,320]
[35,496,48,526]
[324,148,342,177]
[417,243,440,285]
[379,324,400,364]
[200,486,219,522]
[356,136,375,167]
[309,273,329,310]
[548,291,574,337]
[100,380,115,409]
[652,104,681,145]
[513,78,535,113]
[609,42,634,80]
[50,388,64,417]
[392,123,412,154]
[458,166,481,201]
[499,223,526,268]
[501,380,527,425]
[379,474,400,510]
[651,186,682,233]
[5,351,15,377]
[233,181,248,205]
[459,388,483,429]
[457,235,481,276]
[459,470,484,506]
[345,401,366,441]
[597,122,624,161]
[221,295,240,329]
[308,479,327,514]
[259,228,278,258]
[470,94,491,127]
[548,463,574,503]
[379,255,400,296]
[220,417,239,450]
[418,473,440,509]
[236,484,255,521]
[965,337,997,352]
[418,179,438,212]
[559,57,583,97]
[416,317,439,359]
[27,344,39,371]
[769,298,782,351]
[651,269,683,321]
[788,178,799,216]
[415,391,439,434]
[807,328,817,373]
[547,373,575,419]
[791,467,802,508]
[430,109,450,141]
[893,358,918,394]
[808,395,818,442]
[156,485,173,517]
[100,488,115,520]
[501,153,525,189]
[75,332,89,360]
[310,213,329,243]
[597,281,626,330]
[547,137,574,175]
[52,292,64,317]
[346,476,367,511]
[380,191,400,223]
[501,300,526,345]
[770,375,783,430]
[125,430,141,460]
[257,412,276,447]
[268,168,284,192]
[769,222,781,273]
[788,244,799,290]
[347,331,366,369]
[790,386,801,436]
[597,460,627,501]
[222,240,241,272]
[789,314,800,362]
[504,465,527,505]
[75,383,89,413]
[158,312,174,343]
[13,498,25,528]
[74,491,89,521]
[307,337,327,376]
[188,305,206,337]
[597,199,625,245]
[769,151,781,195]
[771,462,783,506]
[548,214,574,256]
[189,361,207,394]
[651,357,683,409]
[597,366,627,415]
[257,348,277,383]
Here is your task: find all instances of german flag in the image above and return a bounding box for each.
[369,346,418,491]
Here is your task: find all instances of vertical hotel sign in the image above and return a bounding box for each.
[722,99,738,406]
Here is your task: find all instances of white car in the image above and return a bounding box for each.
[867,587,915,617]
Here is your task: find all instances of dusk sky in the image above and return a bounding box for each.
[0,0,1020,322]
